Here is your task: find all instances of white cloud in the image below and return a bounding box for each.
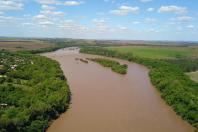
[41,5,55,10]
[132,21,141,24]
[148,28,159,33]
[36,0,83,6]
[59,20,87,31]
[59,20,75,28]
[111,6,139,16]
[40,5,65,17]
[171,16,193,23]
[140,0,152,3]
[36,0,60,5]
[0,15,15,21]
[158,5,187,14]
[34,14,48,20]
[104,0,116,3]
[41,10,64,16]
[147,8,154,12]
[0,15,20,26]
[33,3,65,28]
[23,14,31,17]
[39,21,54,26]
[145,18,157,23]
[0,0,23,11]
[22,23,35,26]
[64,1,83,6]
[176,16,193,22]
[92,19,108,31]
[186,25,195,30]
[119,26,128,30]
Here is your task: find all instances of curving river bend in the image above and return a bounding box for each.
[43,48,194,132]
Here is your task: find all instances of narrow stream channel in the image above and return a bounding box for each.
[43,48,194,132]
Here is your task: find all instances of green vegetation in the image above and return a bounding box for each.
[106,46,198,59]
[80,47,198,130]
[186,71,198,83]
[80,59,88,63]
[167,58,198,72]
[88,58,127,74]
[0,51,70,132]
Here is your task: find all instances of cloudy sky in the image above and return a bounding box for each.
[0,0,197,41]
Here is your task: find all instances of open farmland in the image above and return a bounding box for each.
[0,40,55,51]
[106,46,198,59]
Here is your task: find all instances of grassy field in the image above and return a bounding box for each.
[0,40,55,51]
[106,46,198,59]
[186,71,198,83]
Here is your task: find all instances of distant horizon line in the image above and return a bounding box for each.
[0,36,198,43]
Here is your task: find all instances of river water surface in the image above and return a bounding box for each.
[43,48,194,132]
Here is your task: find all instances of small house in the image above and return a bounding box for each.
[0,103,8,108]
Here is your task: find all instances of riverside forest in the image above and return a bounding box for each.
[1,0,198,131]
[0,47,70,131]
[0,39,197,132]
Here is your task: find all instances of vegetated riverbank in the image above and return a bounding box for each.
[80,47,198,130]
[88,58,127,74]
[0,50,70,132]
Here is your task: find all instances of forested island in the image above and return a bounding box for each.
[0,50,70,131]
[88,58,127,74]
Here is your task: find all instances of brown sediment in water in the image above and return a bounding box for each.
[43,48,194,132]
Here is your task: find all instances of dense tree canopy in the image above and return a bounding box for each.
[88,58,127,74]
[167,58,198,72]
[0,51,70,132]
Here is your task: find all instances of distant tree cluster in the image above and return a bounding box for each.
[0,51,70,132]
[88,58,127,74]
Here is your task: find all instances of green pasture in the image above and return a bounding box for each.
[106,46,198,59]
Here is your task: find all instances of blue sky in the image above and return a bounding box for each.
[0,0,197,41]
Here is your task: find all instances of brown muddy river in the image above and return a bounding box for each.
[43,48,194,132]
